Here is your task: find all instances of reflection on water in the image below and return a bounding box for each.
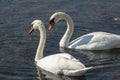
[60,48,120,61]
[36,67,86,80]
[76,49,120,61]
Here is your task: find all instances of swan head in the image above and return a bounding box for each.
[48,12,68,30]
[29,20,44,34]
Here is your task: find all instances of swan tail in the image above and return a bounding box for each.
[60,67,93,76]
[83,67,94,70]
[63,63,120,76]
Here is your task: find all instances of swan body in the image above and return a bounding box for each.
[69,32,120,50]
[37,53,92,76]
[48,12,120,50]
[29,20,92,76]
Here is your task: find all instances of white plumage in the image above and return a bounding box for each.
[69,32,120,50]
[37,53,92,76]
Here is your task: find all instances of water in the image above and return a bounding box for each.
[0,0,120,80]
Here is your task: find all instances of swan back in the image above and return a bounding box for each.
[69,32,120,50]
[37,53,91,76]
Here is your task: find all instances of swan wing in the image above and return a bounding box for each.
[37,53,89,76]
[69,33,93,46]
[56,67,93,76]
[69,32,120,50]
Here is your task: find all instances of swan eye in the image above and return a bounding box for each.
[49,18,55,24]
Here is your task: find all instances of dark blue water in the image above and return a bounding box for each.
[0,0,120,80]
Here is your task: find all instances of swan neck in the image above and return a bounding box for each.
[35,26,46,62]
[59,14,74,47]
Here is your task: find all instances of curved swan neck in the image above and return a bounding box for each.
[35,25,46,62]
[59,14,74,47]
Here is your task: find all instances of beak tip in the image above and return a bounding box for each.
[28,32,32,34]
[29,27,34,34]
[48,27,51,31]
[48,24,54,30]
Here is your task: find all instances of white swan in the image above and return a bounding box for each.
[29,20,93,76]
[48,12,120,50]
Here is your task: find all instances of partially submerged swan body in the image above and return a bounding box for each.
[37,53,92,76]
[29,20,92,76]
[48,12,120,50]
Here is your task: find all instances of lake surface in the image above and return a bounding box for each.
[0,0,120,80]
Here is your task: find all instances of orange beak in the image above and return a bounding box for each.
[48,22,55,30]
[29,26,34,34]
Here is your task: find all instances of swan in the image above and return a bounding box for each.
[48,12,120,50]
[29,20,93,76]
